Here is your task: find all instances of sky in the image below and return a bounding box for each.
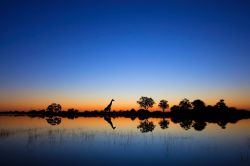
[0,0,250,111]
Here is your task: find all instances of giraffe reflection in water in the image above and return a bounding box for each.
[104,115,116,129]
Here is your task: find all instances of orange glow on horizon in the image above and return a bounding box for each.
[1,83,250,111]
[0,98,250,111]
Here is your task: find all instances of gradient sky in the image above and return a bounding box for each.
[0,0,250,111]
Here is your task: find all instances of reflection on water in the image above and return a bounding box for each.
[0,116,249,166]
[137,120,156,133]
[103,114,116,129]
[192,120,207,131]
[159,118,169,129]
[46,116,61,125]
[179,119,193,130]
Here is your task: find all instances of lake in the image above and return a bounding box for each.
[0,116,249,166]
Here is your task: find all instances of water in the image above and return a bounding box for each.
[0,116,249,166]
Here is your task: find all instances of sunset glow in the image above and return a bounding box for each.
[0,0,250,111]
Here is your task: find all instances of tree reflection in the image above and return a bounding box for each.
[179,119,193,130]
[159,118,169,129]
[137,120,155,133]
[217,120,228,129]
[192,121,207,131]
[46,116,61,125]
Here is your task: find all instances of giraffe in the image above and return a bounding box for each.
[104,99,115,112]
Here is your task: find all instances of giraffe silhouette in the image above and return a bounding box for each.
[104,99,115,112]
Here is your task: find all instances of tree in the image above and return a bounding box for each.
[192,99,206,110]
[137,96,155,110]
[179,98,192,111]
[47,103,62,113]
[214,99,228,110]
[158,100,169,112]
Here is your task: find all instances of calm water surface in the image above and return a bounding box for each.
[0,116,249,166]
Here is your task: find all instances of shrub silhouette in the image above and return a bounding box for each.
[206,105,214,111]
[67,108,79,114]
[170,105,180,112]
[129,109,137,120]
[130,108,136,114]
[158,100,169,112]
[46,103,62,113]
[214,99,228,110]
[137,120,155,133]
[137,96,155,110]
[192,99,206,111]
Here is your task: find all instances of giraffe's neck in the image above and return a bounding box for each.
[109,100,113,106]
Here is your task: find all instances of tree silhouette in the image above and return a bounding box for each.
[46,103,62,113]
[214,99,228,110]
[137,120,155,133]
[179,98,192,111]
[159,118,169,129]
[192,99,206,110]
[158,100,169,112]
[137,96,155,110]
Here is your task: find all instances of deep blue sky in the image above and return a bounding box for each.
[0,0,250,110]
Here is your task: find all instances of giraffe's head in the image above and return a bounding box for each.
[112,99,115,102]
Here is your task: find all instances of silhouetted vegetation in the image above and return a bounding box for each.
[170,105,180,112]
[47,103,62,113]
[214,99,228,110]
[179,98,192,111]
[1,98,250,131]
[137,96,155,110]
[192,99,206,111]
[129,109,137,120]
[158,100,169,112]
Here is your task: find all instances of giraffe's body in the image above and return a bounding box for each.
[104,99,114,112]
